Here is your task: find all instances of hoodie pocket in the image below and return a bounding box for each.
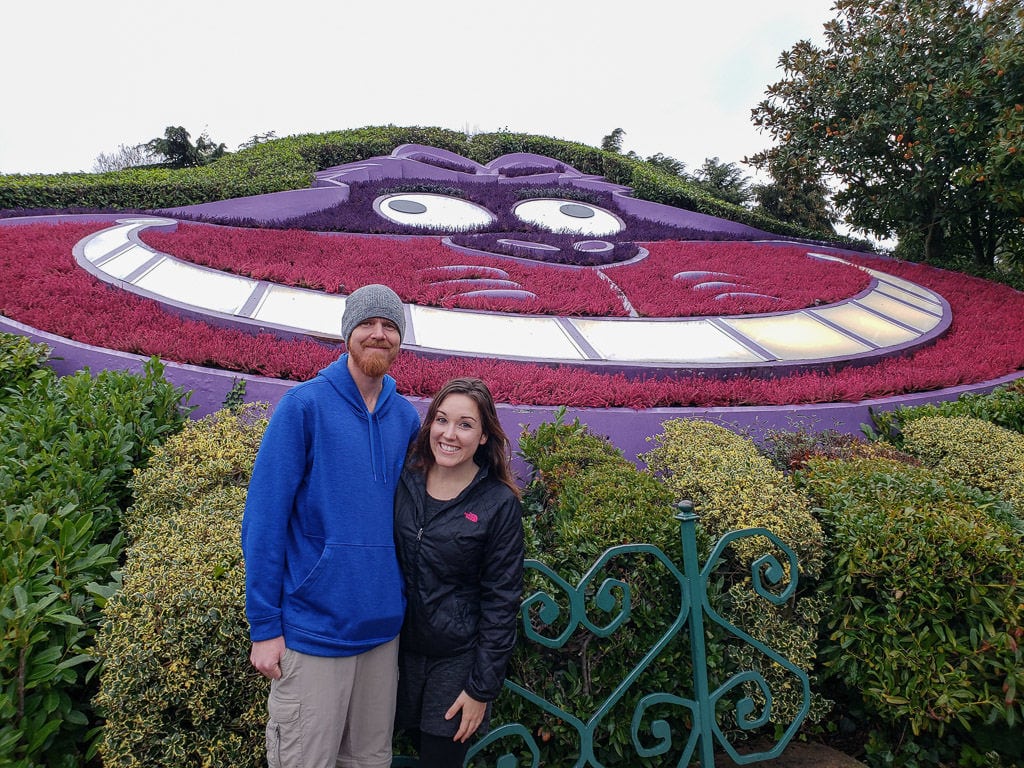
[287,543,405,642]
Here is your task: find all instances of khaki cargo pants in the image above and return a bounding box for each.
[266,637,399,768]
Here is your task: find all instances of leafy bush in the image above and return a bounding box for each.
[0,354,189,768]
[796,455,1024,766]
[642,419,826,577]
[640,419,831,730]
[866,378,1024,444]
[900,415,1024,513]
[95,405,268,768]
[0,333,51,399]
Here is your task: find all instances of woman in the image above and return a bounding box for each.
[394,377,525,768]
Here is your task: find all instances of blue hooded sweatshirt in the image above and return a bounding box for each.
[241,354,421,656]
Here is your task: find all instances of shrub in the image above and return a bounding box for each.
[866,378,1024,444]
[95,405,268,768]
[757,424,920,473]
[492,413,827,767]
[0,332,51,399]
[900,415,1024,514]
[502,413,694,767]
[640,419,831,732]
[518,410,680,562]
[642,419,826,577]
[797,456,1024,766]
[0,354,189,768]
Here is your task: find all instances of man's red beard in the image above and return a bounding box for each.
[350,343,396,378]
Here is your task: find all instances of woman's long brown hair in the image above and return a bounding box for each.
[410,377,520,498]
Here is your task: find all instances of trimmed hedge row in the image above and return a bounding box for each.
[0,334,189,768]
[0,126,466,210]
[0,124,867,248]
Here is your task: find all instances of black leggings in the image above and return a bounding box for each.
[410,729,471,768]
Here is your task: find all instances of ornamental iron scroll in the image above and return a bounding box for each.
[462,501,812,768]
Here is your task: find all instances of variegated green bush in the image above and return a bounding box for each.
[641,419,826,577]
[901,415,1024,513]
[640,419,831,730]
[95,405,268,768]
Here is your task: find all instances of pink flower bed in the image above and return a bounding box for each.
[603,241,870,316]
[138,224,870,317]
[140,225,624,317]
[2,221,1024,408]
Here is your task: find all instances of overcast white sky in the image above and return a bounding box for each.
[0,1,833,177]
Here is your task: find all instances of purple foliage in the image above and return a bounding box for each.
[171,178,760,247]
[448,233,639,266]
[500,163,567,177]
[405,153,479,174]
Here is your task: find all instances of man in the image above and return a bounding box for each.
[242,284,420,768]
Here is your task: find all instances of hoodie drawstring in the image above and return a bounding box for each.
[367,412,388,484]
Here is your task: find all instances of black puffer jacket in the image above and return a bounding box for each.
[394,463,524,702]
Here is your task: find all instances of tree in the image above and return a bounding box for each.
[238,131,277,151]
[644,152,688,177]
[92,143,158,173]
[693,156,753,207]
[145,126,227,169]
[752,156,836,234]
[601,127,627,153]
[750,0,1024,267]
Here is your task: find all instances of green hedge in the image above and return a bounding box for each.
[0,126,468,210]
[797,455,1024,767]
[0,333,51,400]
[506,413,706,767]
[84,401,1024,767]
[94,410,835,767]
[0,337,189,768]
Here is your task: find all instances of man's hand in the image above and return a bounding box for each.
[445,690,486,743]
[250,636,286,679]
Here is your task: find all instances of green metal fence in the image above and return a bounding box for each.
[403,502,811,767]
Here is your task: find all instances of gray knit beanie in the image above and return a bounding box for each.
[341,284,406,343]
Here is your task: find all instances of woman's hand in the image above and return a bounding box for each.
[445,690,486,742]
[250,636,286,679]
